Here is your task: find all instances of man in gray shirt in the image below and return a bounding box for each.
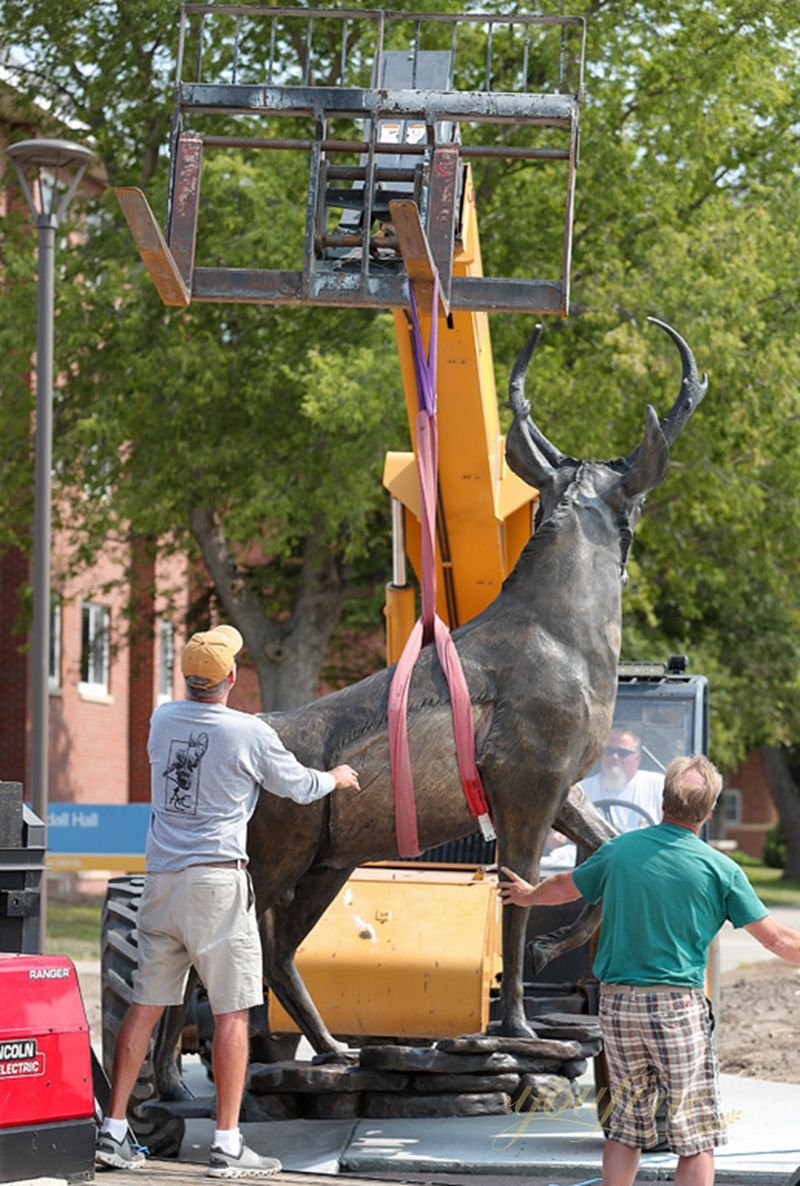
[97,624,359,1177]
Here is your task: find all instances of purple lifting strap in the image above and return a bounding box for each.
[387,277,495,857]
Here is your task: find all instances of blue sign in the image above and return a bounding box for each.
[46,804,151,855]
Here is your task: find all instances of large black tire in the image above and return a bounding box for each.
[101,875,186,1158]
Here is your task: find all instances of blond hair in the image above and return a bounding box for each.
[662,755,723,824]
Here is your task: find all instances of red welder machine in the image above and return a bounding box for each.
[0,953,96,1183]
[1,785,97,1181]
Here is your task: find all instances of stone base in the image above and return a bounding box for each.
[302,1092,363,1120]
[244,1017,602,1122]
[362,1091,509,1119]
[239,1092,300,1121]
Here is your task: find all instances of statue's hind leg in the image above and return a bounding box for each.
[556,783,618,852]
[262,864,354,1058]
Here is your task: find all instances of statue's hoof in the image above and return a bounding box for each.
[527,941,551,975]
[496,1021,536,1039]
[311,1048,359,1066]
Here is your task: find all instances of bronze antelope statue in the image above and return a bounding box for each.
[247,316,707,1053]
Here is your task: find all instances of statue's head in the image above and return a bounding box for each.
[505,318,707,577]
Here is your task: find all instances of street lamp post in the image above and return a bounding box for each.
[5,138,94,950]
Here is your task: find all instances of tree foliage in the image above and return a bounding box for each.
[1,1,799,758]
[486,0,800,772]
[0,1,411,708]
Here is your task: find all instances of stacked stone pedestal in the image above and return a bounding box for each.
[244,1013,602,1120]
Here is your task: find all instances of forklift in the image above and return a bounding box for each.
[103,2,711,1158]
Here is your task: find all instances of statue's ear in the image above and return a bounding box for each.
[623,405,669,498]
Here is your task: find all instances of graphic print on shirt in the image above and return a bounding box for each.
[162,731,209,815]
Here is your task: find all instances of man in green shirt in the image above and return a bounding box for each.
[501,755,800,1186]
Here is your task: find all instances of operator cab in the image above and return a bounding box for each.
[541,655,709,875]
[525,656,709,1015]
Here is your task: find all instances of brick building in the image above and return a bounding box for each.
[719,750,780,861]
[0,93,193,821]
[0,538,190,810]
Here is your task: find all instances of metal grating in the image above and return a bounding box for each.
[118,6,585,313]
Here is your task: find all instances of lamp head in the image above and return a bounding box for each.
[5,138,95,220]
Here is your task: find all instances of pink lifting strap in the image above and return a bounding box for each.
[387,278,496,857]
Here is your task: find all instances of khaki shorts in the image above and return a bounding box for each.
[599,984,725,1156]
[133,866,264,1015]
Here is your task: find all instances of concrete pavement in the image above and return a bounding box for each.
[52,904,800,1186]
[718,905,800,974]
[175,905,800,1184]
[171,1064,800,1185]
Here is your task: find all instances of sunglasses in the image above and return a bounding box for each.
[604,746,639,759]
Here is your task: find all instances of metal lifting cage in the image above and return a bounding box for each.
[118,5,585,313]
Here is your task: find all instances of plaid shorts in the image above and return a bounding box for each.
[598,985,726,1156]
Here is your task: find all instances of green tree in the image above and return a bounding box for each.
[484,0,800,778]
[1,1,799,770]
[482,0,800,868]
[0,3,409,707]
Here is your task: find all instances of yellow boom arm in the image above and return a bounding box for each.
[383,168,537,659]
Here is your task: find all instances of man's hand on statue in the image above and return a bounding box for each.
[330,764,361,791]
[499,865,536,907]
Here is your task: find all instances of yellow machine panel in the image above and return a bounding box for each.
[268,865,502,1039]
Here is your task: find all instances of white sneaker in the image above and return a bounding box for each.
[95,1130,147,1170]
[206,1138,282,1179]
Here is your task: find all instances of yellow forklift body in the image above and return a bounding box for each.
[268,865,502,1038]
[383,168,536,648]
[287,169,531,1041]
[383,582,416,665]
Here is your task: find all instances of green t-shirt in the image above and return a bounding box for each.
[572,823,768,986]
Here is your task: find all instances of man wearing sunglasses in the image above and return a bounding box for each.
[580,726,664,832]
[544,726,664,868]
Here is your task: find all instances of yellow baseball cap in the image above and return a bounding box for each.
[181,624,243,687]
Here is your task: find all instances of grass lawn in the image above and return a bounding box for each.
[45,895,102,961]
[732,856,800,908]
[41,856,800,962]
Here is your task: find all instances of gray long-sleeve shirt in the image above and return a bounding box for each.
[145,699,335,871]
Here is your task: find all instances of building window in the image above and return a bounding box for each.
[80,602,110,693]
[48,598,62,688]
[722,788,742,827]
[159,620,175,703]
